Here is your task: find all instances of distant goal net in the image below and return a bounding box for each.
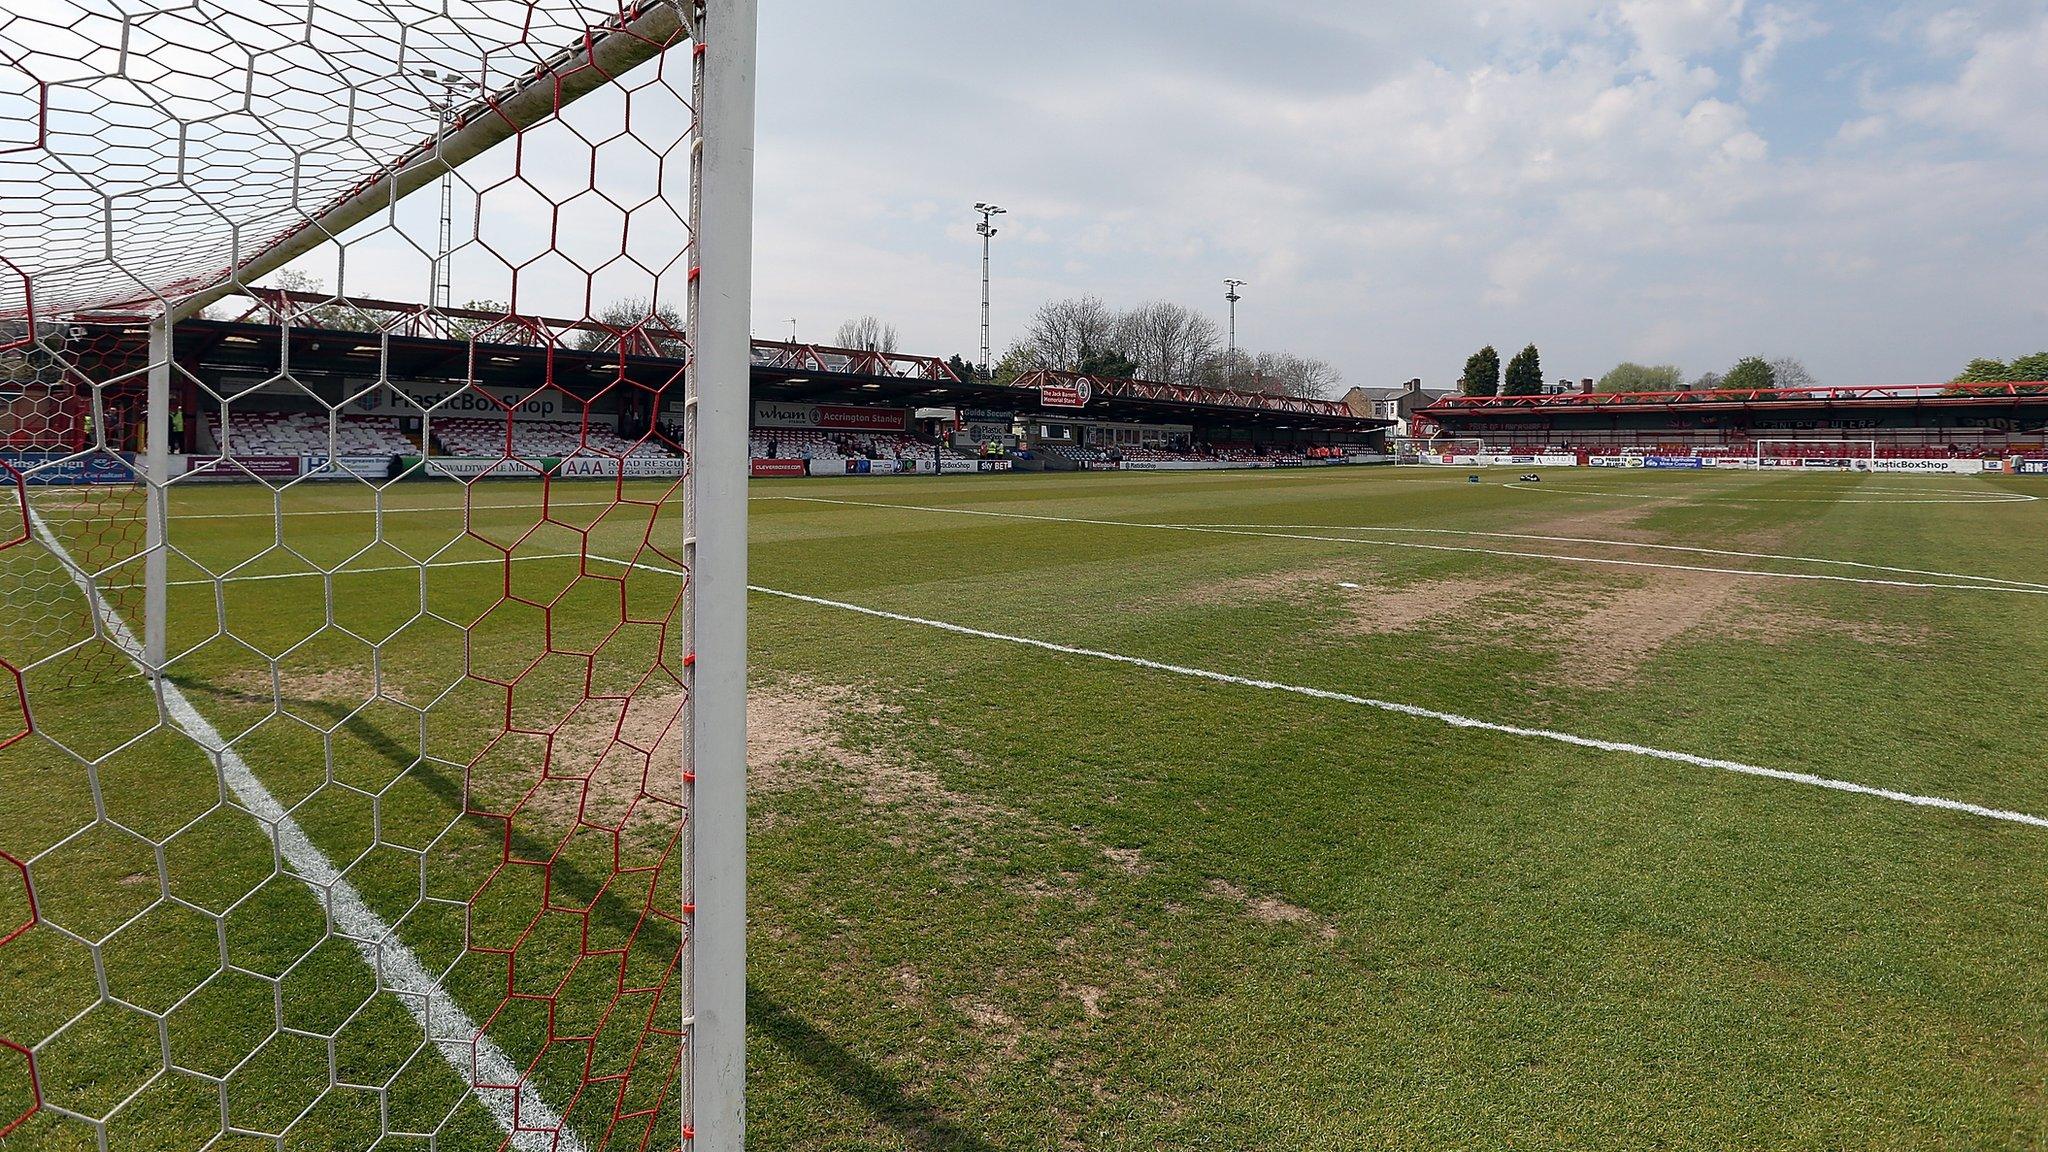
[1755,439,1879,470]
[1394,437,1485,465]
[0,2,754,1150]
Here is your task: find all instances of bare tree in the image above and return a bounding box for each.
[443,299,544,346]
[259,270,392,333]
[1245,351,1342,399]
[575,297,687,356]
[1113,301,1221,384]
[1018,296,1117,372]
[834,315,900,353]
[1769,357,1819,390]
[1011,292,1339,397]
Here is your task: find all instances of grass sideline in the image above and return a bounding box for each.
[3,465,2047,1149]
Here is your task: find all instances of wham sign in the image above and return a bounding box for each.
[752,401,908,432]
[1039,379,1093,409]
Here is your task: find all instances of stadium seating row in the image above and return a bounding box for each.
[207,412,415,455]
[1491,440,2016,460]
[748,429,976,464]
[202,410,678,460]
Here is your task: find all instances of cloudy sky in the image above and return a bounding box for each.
[749,0,2048,389]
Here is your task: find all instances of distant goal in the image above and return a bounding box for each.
[1755,439,1879,470]
[1394,437,1485,465]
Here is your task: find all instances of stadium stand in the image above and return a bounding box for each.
[207,411,415,456]
[1418,384,2047,461]
[749,429,972,463]
[435,417,676,459]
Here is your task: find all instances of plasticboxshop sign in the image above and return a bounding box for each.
[354,381,575,425]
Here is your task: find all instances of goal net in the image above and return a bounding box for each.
[0,2,754,1149]
[1394,437,1485,465]
[1755,439,1879,470]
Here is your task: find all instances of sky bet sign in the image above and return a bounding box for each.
[1038,378,1094,409]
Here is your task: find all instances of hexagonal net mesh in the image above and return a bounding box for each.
[0,1,729,1148]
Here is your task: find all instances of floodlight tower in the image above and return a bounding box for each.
[975,202,1007,377]
[416,68,480,311]
[785,317,798,343]
[1224,278,1247,386]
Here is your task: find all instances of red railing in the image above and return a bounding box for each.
[748,340,959,382]
[224,291,962,381]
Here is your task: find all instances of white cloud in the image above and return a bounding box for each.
[742,0,2048,388]
[1616,0,1748,77]
[1741,4,1828,101]
[1889,11,2048,151]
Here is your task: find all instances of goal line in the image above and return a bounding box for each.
[24,506,580,1152]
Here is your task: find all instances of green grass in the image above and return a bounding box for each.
[6,466,2048,1149]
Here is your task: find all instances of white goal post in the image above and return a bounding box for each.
[1755,439,1880,470]
[0,2,755,1150]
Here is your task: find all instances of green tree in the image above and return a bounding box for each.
[1950,353,2048,388]
[1952,359,2011,384]
[1459,346,1501,397]
[992,343,1040,387]
[2010,352,2048,381]
[1502,344,1544,396]
[1077,344,1140,380]
[1724,356,1777,393]
[946,354,978,383]
[1597,362,1684,393]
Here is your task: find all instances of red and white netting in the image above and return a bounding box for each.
[1,1,715,1148]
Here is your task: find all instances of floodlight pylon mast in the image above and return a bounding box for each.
[417,69,481,312]
[1224,278,1246,387]
[976,203,1006,377]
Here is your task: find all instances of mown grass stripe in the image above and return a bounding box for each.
[751,584,2048,833]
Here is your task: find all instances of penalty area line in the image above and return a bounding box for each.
[760,496,2048,596]
[25,508,586,1152]
[751,584,2048,833]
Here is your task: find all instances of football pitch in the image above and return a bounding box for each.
[5,466,2048,1149]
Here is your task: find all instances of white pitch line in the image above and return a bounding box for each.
[25,510,586,1152]
[1500,482,2038,505]
[761,496,2048,596]
[115,553,593,589]
[750,585,2048,832]
[34,497,667,524]
[1172,523,2048,593]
